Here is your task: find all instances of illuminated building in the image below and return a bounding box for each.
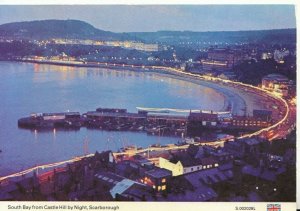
[159,156,218,176]
[180,63,187,71]
[50,52,76,61]
[273,49,289,63]
[201,59,228,71]
[188,112,218,127]
[51,38,159,51]
[262,74,291,97]
[107,41,159,52]
[261,52,273,60]
[231,116,271,129]
[218,72,236,80]
[253,110,272,121]
[201,48,243,71]
[141,168,172,192]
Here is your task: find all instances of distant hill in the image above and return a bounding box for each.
[0,19,296,45]
[0,19,132,41]
[128,29,296,45]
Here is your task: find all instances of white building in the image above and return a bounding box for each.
[159,157,218,176]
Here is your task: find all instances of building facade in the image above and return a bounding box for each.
[159,157,218,176]
[201,48,243,71]
[262,74,291,97]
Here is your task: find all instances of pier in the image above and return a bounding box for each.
[18,107,273,138]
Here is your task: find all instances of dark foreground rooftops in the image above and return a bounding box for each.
[145,168,172,179]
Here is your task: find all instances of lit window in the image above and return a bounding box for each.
[162,178,166,183]
[162,185,166,191]
[158,186,161,191]
[153,185,156,189]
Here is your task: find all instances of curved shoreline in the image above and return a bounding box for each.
[10,59,245,114]
[139,71,231,112]
[4,59,290,137]
[0,59,290,181]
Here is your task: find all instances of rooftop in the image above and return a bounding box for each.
[201,157,218,166]
[242,165,286,182]
[243,138,260,146]
[86,111,145,118]
[189,112,218,120]
[110,179,136,198]
[253,109,272,116]
[224,140,242,148]
[168,185,217,201]
[262,74,289,82]
[184,168,230,187]
[95,172,124,186]
[145,168,172,179]
[43,112,80,116]
[170,153,202,167]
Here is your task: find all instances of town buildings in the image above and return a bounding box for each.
[201,48,243,71]
[262,73,292,97]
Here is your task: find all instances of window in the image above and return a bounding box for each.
[162,185,166,191]
[153,185,156,189]
[158,186,161,191]
[162,178,166,183]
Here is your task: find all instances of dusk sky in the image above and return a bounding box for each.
[0,5,296,32]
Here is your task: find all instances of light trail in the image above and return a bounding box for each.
[150,65,290,140]
[0,61,290,183]
[0,153,94,182]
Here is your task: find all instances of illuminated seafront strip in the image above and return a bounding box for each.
[0,61,290,182]
[156,65,289,140]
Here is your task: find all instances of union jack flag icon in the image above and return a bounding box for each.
[267,204,281,211]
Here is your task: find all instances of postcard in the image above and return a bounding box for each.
[0,3,297,211]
